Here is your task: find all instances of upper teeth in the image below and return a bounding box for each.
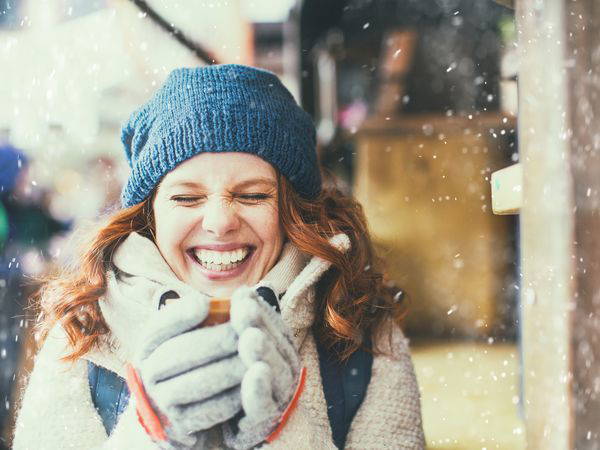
[194,248,249,265]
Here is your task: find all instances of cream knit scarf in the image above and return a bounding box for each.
[92,232,348,369]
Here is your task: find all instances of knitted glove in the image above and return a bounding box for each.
[222,286,305,450]
[126,292,245,449]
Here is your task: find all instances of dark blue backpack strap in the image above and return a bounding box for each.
[87,361,131,435]
[317,338,373,449]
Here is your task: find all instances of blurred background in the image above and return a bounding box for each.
[2,0,599,449]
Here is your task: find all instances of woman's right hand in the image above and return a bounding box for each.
[128,292,245,449]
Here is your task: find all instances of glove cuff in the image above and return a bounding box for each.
[265,366,307,443]
[222,367,307,449]
[125,363,169,442]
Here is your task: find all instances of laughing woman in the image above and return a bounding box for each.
[12,65,425,449]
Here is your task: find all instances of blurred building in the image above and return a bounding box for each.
[295,0,517,339]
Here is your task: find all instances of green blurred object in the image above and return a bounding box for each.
[7,200,70,249]
[499,14,516,43]
[0,201,8,249]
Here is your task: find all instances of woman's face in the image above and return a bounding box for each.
[153,152,285,297]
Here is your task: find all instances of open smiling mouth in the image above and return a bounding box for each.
[188,246,254,272]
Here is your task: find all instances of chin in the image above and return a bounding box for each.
[187,277,246,298]
[203,283,238,298]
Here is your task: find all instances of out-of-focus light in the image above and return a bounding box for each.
[240,0,295,23]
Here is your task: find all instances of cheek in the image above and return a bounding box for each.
[246,207,284,250]
[154,206,194,255]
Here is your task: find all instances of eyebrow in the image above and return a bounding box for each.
[235,177,277,189]
[166,177,277,190]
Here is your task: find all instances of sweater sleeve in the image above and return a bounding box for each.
[12,325,159,450]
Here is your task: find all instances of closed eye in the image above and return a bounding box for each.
[238,194,270,200]
[170,196,206,204]
[235,193,273,204]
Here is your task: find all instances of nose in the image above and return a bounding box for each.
[201,196,240,237]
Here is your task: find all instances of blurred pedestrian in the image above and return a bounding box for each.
[0,144,71,449]
[0,144,27,449]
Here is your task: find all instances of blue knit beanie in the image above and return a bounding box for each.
[120,64,320,208]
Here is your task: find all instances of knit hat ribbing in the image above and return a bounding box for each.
[120,64,320,208]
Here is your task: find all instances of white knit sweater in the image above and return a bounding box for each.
[12,232,425,449]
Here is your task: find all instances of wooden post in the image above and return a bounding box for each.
[518,0,600,448]
[516,0,574,448]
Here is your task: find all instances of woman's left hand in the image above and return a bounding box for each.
[222,286,304,450]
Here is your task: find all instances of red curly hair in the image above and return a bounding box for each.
[30,173,405,362]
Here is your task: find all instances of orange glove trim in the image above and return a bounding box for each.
[265,366,307,443]
[125,363,168,442]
